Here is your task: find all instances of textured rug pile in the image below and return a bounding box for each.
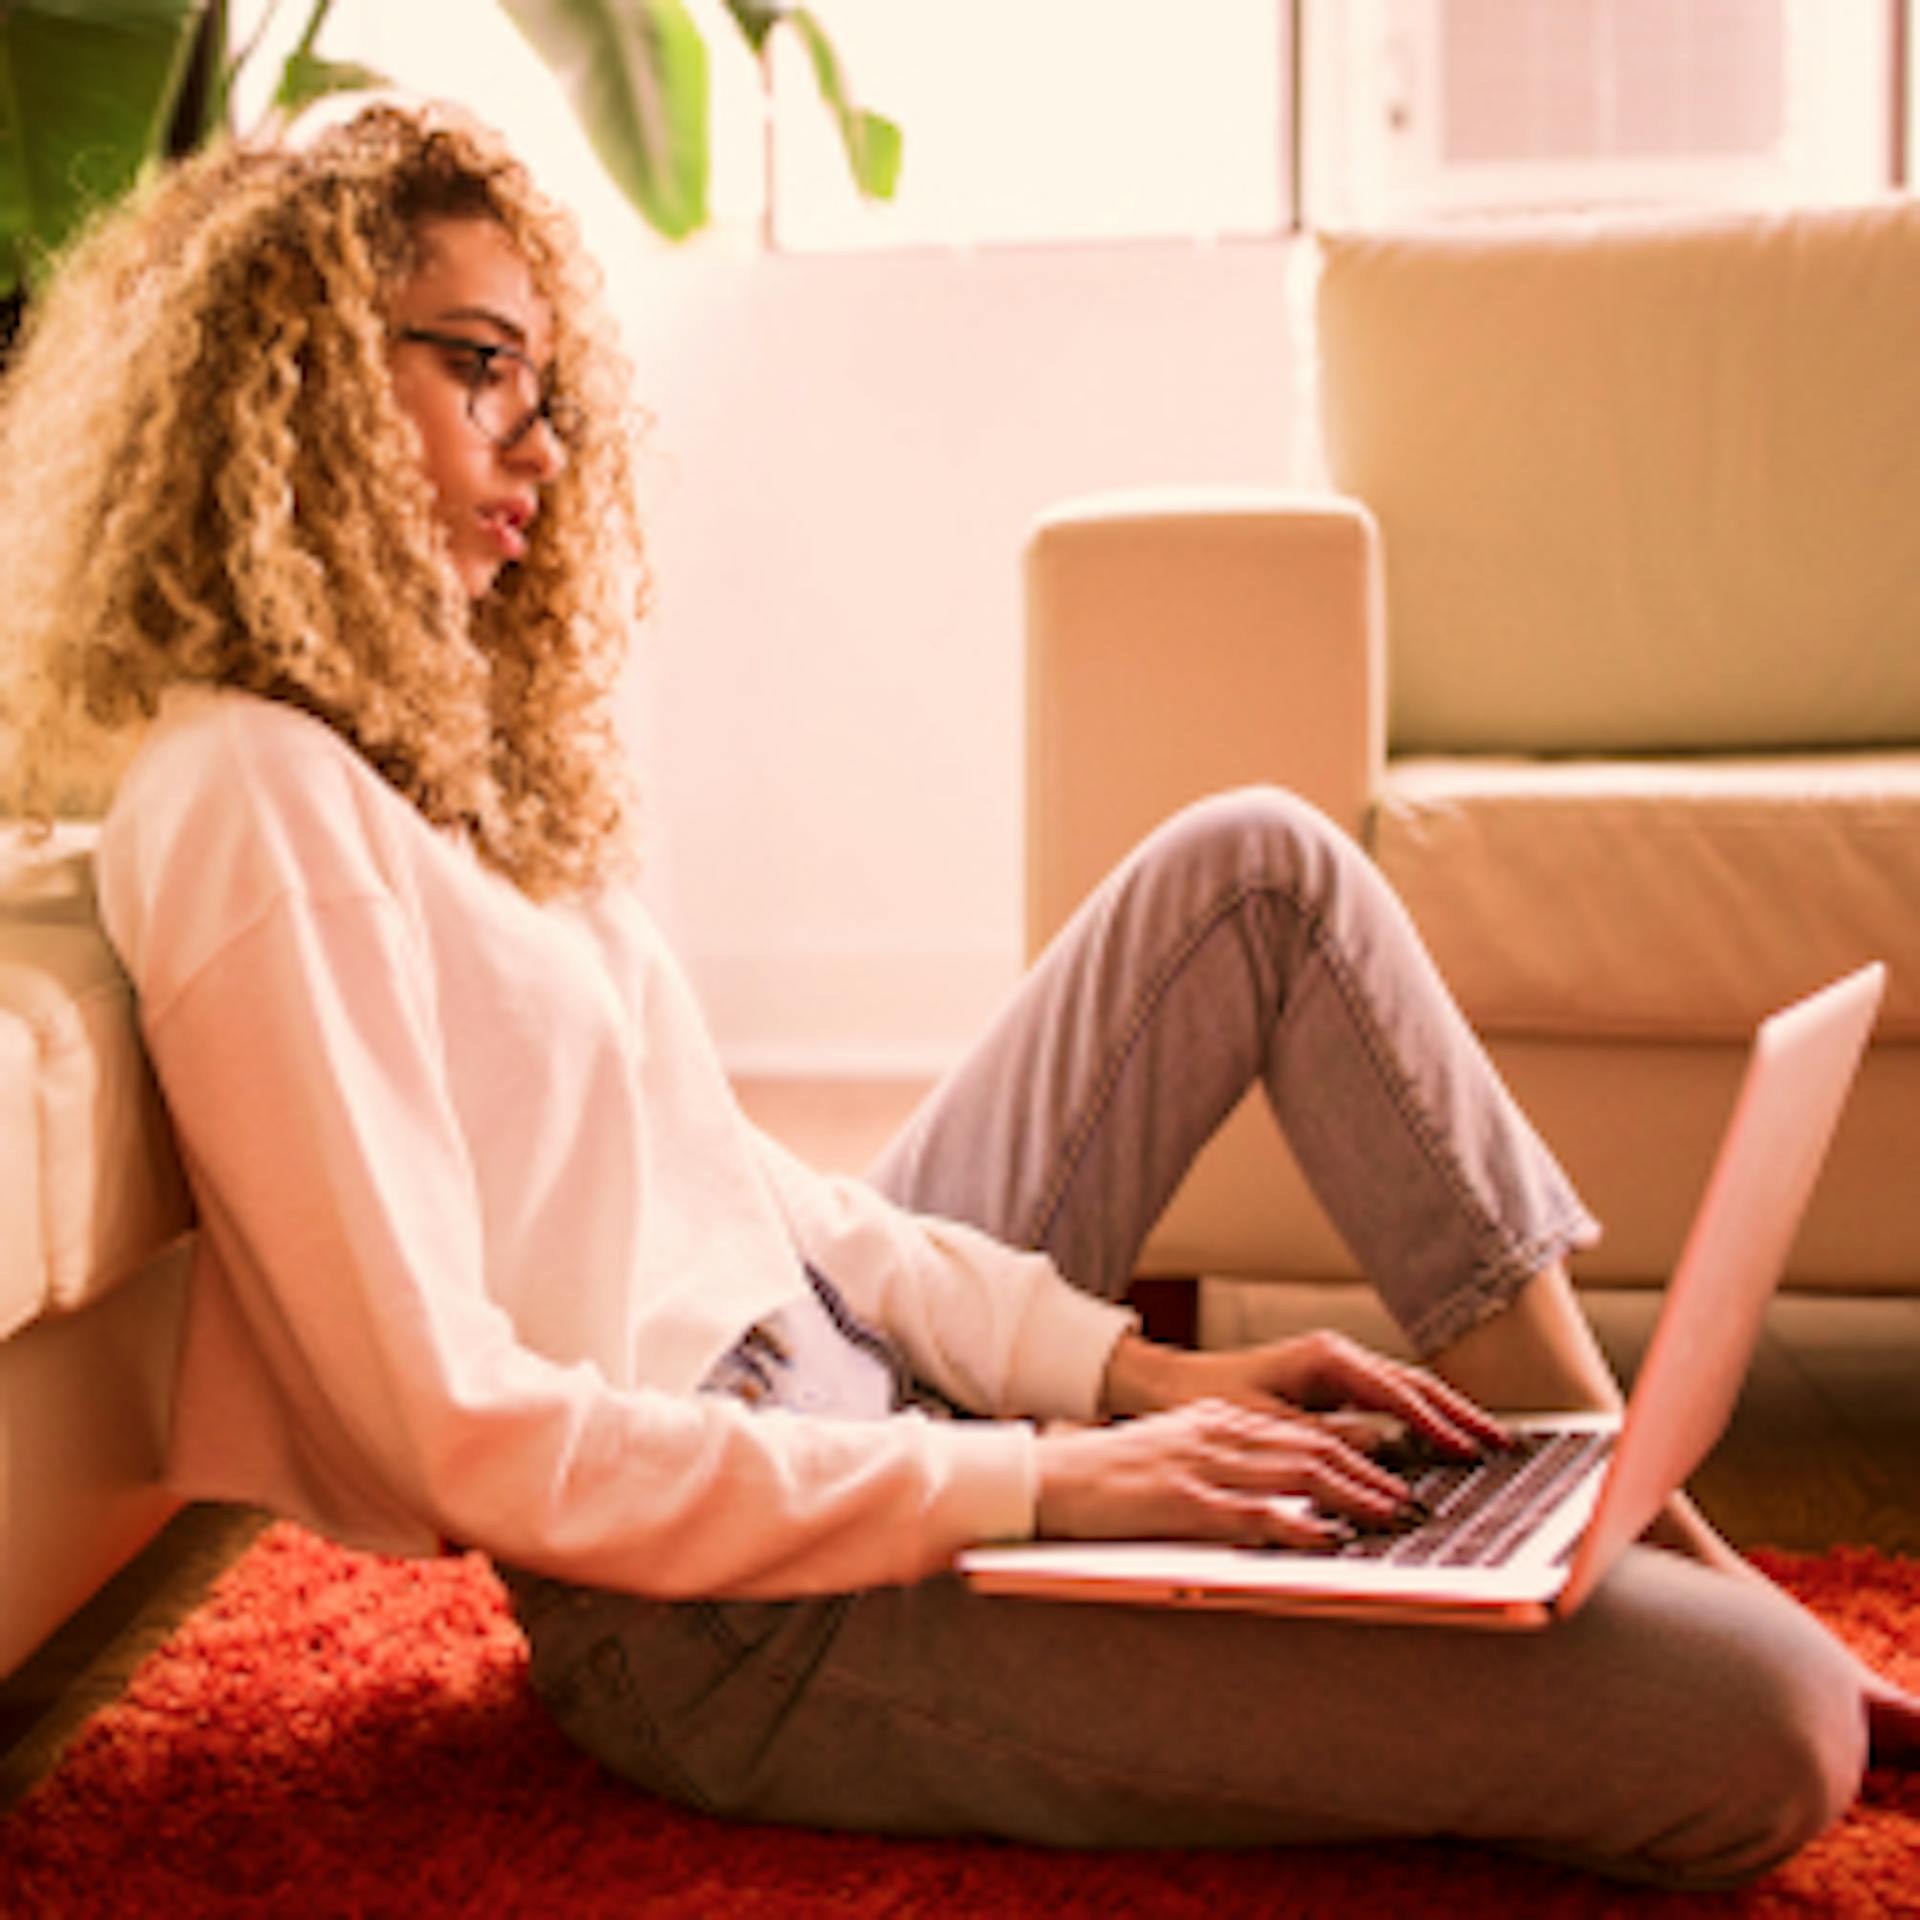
[0,1525,1914,1917]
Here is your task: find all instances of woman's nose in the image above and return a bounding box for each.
[508,412,567,482]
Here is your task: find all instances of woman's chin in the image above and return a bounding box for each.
[459,557,505,601]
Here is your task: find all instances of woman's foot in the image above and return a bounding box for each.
[1864,1674,1920,1764]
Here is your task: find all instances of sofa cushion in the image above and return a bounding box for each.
[1371,753,1920,1043]
[1318,201,1920,755]
[0,827,192,1339]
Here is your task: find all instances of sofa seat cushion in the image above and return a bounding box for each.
[0,827,192,1340]
[1370,752,1920,1043]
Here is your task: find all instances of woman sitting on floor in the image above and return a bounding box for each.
[1,100,1910,1887]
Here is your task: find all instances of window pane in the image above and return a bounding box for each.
[1304,0,1895,225]
[769,0,1289,250]
[1440,0,1786,164]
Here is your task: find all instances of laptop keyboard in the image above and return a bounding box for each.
[1335,1427,1615,1569]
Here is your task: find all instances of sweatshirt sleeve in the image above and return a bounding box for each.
[141,886,1046,1596]
[748,1126,1137,1423]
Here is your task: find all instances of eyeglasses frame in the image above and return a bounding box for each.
[395,326,578,451]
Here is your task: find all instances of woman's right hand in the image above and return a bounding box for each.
[1033,1397,1425,1550]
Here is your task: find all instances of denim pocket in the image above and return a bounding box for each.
[513,1581,852,1814]
[695,1597,799,1659]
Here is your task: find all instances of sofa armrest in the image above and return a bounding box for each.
[1025,490,1386,952]
[2,825,195,1337]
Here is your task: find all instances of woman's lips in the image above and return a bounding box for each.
[479,504,530,561]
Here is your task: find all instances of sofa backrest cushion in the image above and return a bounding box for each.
[0,827,192,1339]
[1317,200,1920,756]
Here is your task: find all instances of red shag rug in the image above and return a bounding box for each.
[0,1527,1914,1919]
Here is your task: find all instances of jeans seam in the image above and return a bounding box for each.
[692,1591,856,1676]
[1027,870,1563,1328]
[1309,925,1594,1351]
[1303,896,1522,1271]
[1026,876,1266,1254]
[568,1629,721,1815]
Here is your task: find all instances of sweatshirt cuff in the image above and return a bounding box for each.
[1001,1263,1139,1422]
[936,1415,1043,1546]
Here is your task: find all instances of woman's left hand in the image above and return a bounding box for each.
[1099,1329,1511,1462]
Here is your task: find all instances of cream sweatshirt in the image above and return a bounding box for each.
[96,689,1132,1597]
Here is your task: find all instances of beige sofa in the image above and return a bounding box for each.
[1028,199,1920,1298]
[1,824,192,1677]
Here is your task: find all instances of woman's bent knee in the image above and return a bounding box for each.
[1613,1566,1867,1888]
[1124,785,1367,920]
[1705,1625,1864,1885]
[1149,785,1348,861]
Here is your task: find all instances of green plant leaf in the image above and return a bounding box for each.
[272,49,387,116]
[785,8,898,200]
[0,0,209,293]
[720,0,779,56]
[499,0,709,241]
[719,4,900,200]
[846,106,900,200]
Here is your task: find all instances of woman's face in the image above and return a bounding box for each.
[386,217,566,601]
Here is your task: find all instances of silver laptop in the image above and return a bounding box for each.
[960,963,1886,1632]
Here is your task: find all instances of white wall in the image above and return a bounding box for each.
[618,237,1310,1073]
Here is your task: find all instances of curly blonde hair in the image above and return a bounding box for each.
[0,101,645,898]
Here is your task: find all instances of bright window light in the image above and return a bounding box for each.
[767,0,1291,251]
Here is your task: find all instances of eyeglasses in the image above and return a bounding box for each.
[396,327,581,451]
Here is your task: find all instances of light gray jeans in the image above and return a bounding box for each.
[504,789,1865,1886]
